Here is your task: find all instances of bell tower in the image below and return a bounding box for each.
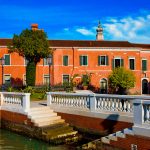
[96,21,104,40]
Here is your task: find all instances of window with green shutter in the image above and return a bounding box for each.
[129,58,135,70]
[63,55,68,66]
[4,54,10,65]
[80,56,88,66]
[142,59,147,71]
[114,58,124,68]
[98,56,109,66]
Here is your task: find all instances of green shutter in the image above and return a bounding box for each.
[80,56,82,66]
[98,56,100,65]
[5,55,10,65]
[85,56,88,65]
[142,60,147,71]
[106,56,109,65]
[121,59,124,67]
[64,56,68,66]
[112,59,114,69]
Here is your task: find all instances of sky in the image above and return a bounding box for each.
[0,0,150,43]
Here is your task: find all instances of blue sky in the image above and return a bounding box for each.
[0,0,150,43]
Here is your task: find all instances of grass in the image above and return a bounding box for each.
[30,93,46,101]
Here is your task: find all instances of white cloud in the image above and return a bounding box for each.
[103,14,150,43]
[76,28,94,36]
[64,28,69,31]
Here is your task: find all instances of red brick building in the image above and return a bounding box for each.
[0,23,150,94]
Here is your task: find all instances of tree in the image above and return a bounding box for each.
[108,67,136,94]
[9,29,51,86]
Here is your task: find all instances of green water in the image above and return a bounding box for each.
[0,129,76,150]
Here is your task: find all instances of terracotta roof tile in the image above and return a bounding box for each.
[0,38,150,49]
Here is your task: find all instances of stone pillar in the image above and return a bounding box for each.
[89,94,96,112]
[133,99,150,137]
[22,93,31,112]
[47,92,52,106]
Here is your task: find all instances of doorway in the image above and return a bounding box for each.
[142,79,148,94]
[100,78,107,94]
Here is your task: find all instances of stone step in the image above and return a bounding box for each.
[123,128,134,135]
[36,119,65,127]
[101,136,110,144]
[108,134,118,141]
[30,106,51,111]
[116,131,126,138]
[41,122,69,131]
[28,109,54,115]
[32,115,60,123]
[29,112,57,119]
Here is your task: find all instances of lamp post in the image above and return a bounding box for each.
[0,57,5,91]
[47,54,53,91]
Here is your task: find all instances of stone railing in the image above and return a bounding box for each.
[0,92,30,113]
[47,92,142,113]
[47,92,150,137]
[133,99,150,137]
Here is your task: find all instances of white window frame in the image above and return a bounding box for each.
[99,55,107,66]
[63,55,69,66]
[129,57,135,70]
[4,74,11,85]
[43,58,49,66]
[80,55,88,66]
[62,74,70,83]
[43,74,50,85]
[114,57,122,68]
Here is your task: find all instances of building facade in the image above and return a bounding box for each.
[0,24,150,94]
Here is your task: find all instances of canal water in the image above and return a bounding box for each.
[0,129,76,150]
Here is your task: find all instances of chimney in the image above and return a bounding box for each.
[31,24,38,31]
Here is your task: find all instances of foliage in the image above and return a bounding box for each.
[26,61,36,86]
[8,28,52,86]
[82,73,92,86]
[23,86,34,94]
[70,74,79,87]
[8,29,51,63]
[108,67,136,94]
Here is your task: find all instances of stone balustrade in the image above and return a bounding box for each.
[47,92,143,113]
[47,92,150,137]
[0,92,30,113]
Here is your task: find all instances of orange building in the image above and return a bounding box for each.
[0,23,150,94]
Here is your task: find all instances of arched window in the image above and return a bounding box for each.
[100,78,107,94]
[142,79,148,94]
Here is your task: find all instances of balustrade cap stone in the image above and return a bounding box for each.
[0,92,31,96]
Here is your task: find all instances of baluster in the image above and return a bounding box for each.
[111,98,115,111]
[107,98,111,111]
[127,100,131,112]
[101,98,104,110]
[123,100,127,112]
[115,99,119,111]
[145,105,150,123]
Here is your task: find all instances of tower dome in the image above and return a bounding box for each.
[96,21,104,40]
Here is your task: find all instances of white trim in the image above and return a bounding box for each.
[129,57,135,70]
[3,74,11,84]
[43,74,50,85]
[63,55,69,66]
[62,74,70,83]
[80,55,88,66]
[98,55,107,66]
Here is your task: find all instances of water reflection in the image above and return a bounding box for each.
[0,129,73,150]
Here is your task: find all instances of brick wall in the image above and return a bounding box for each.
[57,112,133,134]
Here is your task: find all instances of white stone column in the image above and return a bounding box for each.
[0,92,4,106]
[133,99,150,137]
[47,92,52,106]
[22,93,30,112]
[89,94,97,112]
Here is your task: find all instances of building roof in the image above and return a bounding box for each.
[0,38,150,49]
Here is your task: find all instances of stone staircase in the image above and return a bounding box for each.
[101,128,134,144]
[27,106,79,144]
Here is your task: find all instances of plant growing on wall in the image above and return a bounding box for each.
[108,67,136,94]
[8,28,52,86]
[82,73,92,90]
